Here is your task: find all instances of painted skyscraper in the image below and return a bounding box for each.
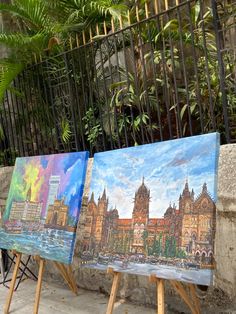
[44,175,60,219]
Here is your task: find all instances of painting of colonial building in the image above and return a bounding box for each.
[80,179,215,263]
[79,133,220,285]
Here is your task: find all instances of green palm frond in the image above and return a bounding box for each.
[0,62,24,102]
[0,32,49,52]
[89,1,126,18]
[0,0,51,30]
[61,118,72,143]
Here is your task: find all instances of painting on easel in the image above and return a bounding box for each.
[79,133,220,285]
[0,152,88,264]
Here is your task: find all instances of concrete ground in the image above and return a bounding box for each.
[1,277,236,314]
[0,278,156,314]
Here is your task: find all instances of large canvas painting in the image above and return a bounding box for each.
[0,152,88,264]
[79,133,220,285]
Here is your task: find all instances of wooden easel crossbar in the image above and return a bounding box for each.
[4,252,78,314]
[1,252,37,290]
[106,268,201,314]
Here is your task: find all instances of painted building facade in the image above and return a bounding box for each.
[81,179,216,263]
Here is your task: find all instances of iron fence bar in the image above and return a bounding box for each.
[21,69,40,156]
[36,62,56,153]
[29,70,44,155]
[128,28,145,144]
[211,0,230,143]
[88,42,107,152]
[199,0,216,131]
[20,72,36,155]
[157,14,173,139]
[136,21,154,143]
[32,64,51,154]
[12,79,25,156]
[97,40,114,150]
[15,76,29,155]
[7,90,20,158]
[185,1,204,134]
[0,111,10,165]
[69,50,86,152]
[104,36,121,149]
[112,31,129,148]
[45,59,61,152]
[166,7,184,138]
[76,47,93,154]
[146,20,164,141]
[63,53,79,152]
[4,92,16,157]
[83,43,100,154]
[1,96,12,160]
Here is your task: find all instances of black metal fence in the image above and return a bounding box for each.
[0,0,236,165]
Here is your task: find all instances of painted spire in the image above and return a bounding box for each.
[101,188,106,200]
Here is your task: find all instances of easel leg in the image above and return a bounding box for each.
[149,275,165,314]
[189,284,201,314]
[54,262,78,295]
[157,279,165,314]
[4,253,22,314]
[0,249,5,282]
[170,280,200,314]
[106,268,121,314]
[33,258,45,314]
[67,265,79,294]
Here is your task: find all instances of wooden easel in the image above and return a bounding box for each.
[106,268,201,314]
[4,252,78,314]
[0,249,5,282]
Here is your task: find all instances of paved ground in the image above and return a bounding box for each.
[0,279,156,314]
[1,277,236,314]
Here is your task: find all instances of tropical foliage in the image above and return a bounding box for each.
[0,0,235,165]
[0,0,128,100]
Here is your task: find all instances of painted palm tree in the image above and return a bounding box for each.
[0,0,127,100]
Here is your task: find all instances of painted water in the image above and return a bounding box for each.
[0,228,75,264]
[84,261,212,286]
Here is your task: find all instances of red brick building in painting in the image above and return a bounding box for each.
[81,179,216,263]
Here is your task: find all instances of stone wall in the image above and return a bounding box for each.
[215,145,236,298]
[0,145,235,311]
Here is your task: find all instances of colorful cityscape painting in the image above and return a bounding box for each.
[0,152,88,264]
[79,133,220,285]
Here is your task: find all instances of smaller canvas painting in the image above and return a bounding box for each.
[79,133,220,285]
[0,152,88,264]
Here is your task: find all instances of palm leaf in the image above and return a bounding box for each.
[0,62,24,102]
[61,118,72,143]
[0,32,49,52]
[0,0,51,30]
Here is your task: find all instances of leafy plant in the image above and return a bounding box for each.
[82,107,103,147]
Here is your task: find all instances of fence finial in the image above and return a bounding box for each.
[145,2,149,19]
[76,34,80,47]
[128,10,131,26]
[103,21,107,35]
[82,31,86,45]
[165,0,169,10]
[89,28,93,42]
[154,0,159,15]
[96,24,100,36]
[111,17,115,33]
[119,15,123,29]
[69,36,73,50]
[136,1,140,22]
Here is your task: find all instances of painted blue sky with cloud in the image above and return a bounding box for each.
[89,133,220,218]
